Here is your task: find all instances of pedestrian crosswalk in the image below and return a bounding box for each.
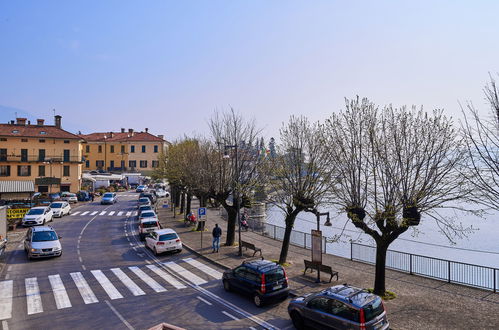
[70,210,138,217]
[0,259,222,320]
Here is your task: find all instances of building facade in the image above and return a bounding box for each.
[0,116,84,194]
[80,128,166,175]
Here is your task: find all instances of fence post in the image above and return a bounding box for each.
[410,254,413,275]
[448,261,451,283]
[494,269,497,293]
[273,225,276,239]
[350,241,353,261]
[304,234,306,249]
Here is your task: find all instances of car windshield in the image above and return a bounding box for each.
[32,231,58,242]
[265,268,285,282]
[139,198,149,203]
[50,203,63,208]
[103,193,113,198]
[27,209,44,215]
[159,233,178,241]
[142,221,158,228]
[363,298,384,322]
[141,212,155,217]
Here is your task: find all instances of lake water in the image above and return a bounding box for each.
[265,205,499,269]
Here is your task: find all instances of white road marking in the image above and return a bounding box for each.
[197,296,212,305]
[118,211,124,216]
[7,266,12,272]
[126,211,132,216]
[2,320,9,330]
[70,272,99,304]
[78,256,83,263]
[146,265,186,289]
[108,211,116,216]
[81,211,90,215]
[71,211,81,216]
[4,275,9,280]
[0,280,13,320]
[163,261,207,285]
[48,274,72,309]
[145,259,151,264]
[183,258,223,280]
[25,277,43,315]
[128,267,166,293]
[82,265,87,271]
[129,243,133,246]
[249,327,257,330]
[90,211,98,216]
[110,268,145,296]
[91,270,123,300]
[132,211,138,216]
[222,311,239,321]
[99,211,106,215]
[105,300,134,330]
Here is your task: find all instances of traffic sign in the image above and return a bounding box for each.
[198,207,206,217]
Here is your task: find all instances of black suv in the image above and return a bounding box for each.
[140,192,157,204]
[222,259,289,307]
[287,284,389,330]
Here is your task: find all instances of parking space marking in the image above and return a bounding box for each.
[91,270,124,300]
[70,272,98,304]
[0,280,13,320]
[196,296,212,305]
[48,274,72,309]
[110,268,145,296]
[25,277,43,315]
[222,311,239,321]
[128,267,166,293]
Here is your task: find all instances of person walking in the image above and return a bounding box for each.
[90,192,95,202]
[212,223,222,253]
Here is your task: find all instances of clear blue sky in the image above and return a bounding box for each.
[1,1,498,141]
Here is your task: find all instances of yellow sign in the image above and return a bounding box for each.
[7,208,29,219]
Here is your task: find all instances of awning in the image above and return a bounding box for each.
[0,180,35,193]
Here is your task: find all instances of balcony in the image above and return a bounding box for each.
[0,155,85,163]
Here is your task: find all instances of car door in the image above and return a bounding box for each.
[230,266,248,293]
[303,296,334,329]
[145,232,156,249]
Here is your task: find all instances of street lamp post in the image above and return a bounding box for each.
[224,143,242,256]
[313,209,332,283]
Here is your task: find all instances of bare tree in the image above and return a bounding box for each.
[265,116,335,264]
[208,109,264,246]
[324,97,473,295]
[461,75,499,210]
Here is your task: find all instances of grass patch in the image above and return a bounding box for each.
[270,259,291,267]
[366,288,397,300]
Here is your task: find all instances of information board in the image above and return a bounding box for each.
[311,229,322,264]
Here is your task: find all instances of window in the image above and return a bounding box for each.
[154,145,158,153]
[96,160,104,168]
[330,300,359,322]
[40,131,46,135]
[63,166,70,176]
[63,150,70,162]
[110,145,115,153]
[152,160,159,168]
[234,267,247,279]
[142,145,146,153]
[120,160,125,169]
[0,138,6,141]
[0,149,6,161]
[140,160,148,168]
[64,140,70,144]
[11,130,19,134]
[121,145,125,153]
[21,149,28,162]
[110,160,115,168]
[307,297,330,313]
[17,165,31,176]
[98,145,102,153]
[85,145,90,153]
[0,165,10,177]
[38,165,45,177]
[129,160,136,168]
[21,138,28,142]
[85,160,90,168]
[39,139,45,143]
[38,149,45,161]
[130,145,135,153]
[244,268,260,282]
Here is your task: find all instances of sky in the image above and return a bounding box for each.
[1,0,499,142]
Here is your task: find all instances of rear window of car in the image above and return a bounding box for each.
[363,297,384,322]
[159,233,178,241]
[27,209,44,215]
[139,198,149,203]
[32,231,58,242]
[50,203,63,208]
[141,212,155,217]
[142,221,158,228]
[140,206,152,211]
[265,268,285,282]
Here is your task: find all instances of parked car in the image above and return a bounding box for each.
[138,205,153,215]
[24,226,62,259]
[49,193,61,201]
[22,206,54,226]
[140,192,157,204]
[136,185,147,193]
[155,189,169,198]
[49,201,71,217]
[61,192,78,204]
[287,284,389,330]
[145,229,182,255]
[77,191,91,201]
[138,216,161,240]
[101,192,118,205]
[138,210,158,222]
[222,259,289,307]
[137,197,151,208]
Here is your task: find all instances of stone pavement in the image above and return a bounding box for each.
[157,198,499,330]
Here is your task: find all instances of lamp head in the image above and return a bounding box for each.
[324,215,332,226]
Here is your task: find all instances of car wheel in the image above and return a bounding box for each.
[253,293,264,307]
[51,216,54,222]
[223,279,231,292]
[68,210,71,215]
[42,219,46,225]
[176,249,182,253]
[290,312,304,330]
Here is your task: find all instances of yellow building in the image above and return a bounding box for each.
[0,116,84,194]
[80,128,166,175]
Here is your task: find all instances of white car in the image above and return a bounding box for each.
[145,229,182,255]
[61,192,78,203]
[22,206,54,226]
[155,189,170,198]
[49,201,71,217]
[138,217,161,240]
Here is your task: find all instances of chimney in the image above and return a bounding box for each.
[121,128,125,133]
[54,115,62,128]
[109,132,114,138]
[158,135,164,140]
[128,128,134,136]
[145,128,149,133]
[16,118,27,125]
[10,120,14,125]
[37,119,45,126]
[28,120,31,125]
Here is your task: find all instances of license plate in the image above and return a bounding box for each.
[273,285,282,290]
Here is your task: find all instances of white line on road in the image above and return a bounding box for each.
[145,260,151,264]
[48,274,72,309]
[163,261,207,285]
[70,272,99,304]
[82,265,87,271]
[129,243,133,246]
[99,211,106,215]
[25,277,43,315]
[105,300,134,330]
[196,296,212,305]
[146,265,186,289]
[90,211,98,216]
[128,267,166,293]
[0,280,13,320]
[4,275,9,280]
[118,211,124,216]
[72,211,80,216]
[132,211,138,216]
[222,311,240,321]
[81,211,90,215]
[110,268,145,296]
[91,270,123,300]
[7,266,12,272]
[183,258,223,280]
[126,211,132,217]
[108,211,115,216]
[78,256,83,263]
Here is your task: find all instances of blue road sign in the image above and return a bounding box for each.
[198,207,206,217]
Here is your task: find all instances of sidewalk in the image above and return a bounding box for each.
[157,199,499,330]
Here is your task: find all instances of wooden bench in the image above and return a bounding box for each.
[241,240,262,257]
[303,260,339,283]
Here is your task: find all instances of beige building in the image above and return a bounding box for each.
[79,128,166,175]
[0,116,84,194]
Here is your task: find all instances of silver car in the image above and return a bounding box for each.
[24,226,62,259]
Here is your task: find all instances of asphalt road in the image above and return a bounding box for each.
[0,193,294,330]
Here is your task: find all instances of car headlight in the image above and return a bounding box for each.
[31,248,41,252]
[53,247,61,251]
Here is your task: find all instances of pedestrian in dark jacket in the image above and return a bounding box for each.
[90,192,95,202]
[212,224,222,253]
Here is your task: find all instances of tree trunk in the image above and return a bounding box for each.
[225,206,237,246]
[279,210,300,264]
[186,193,192,216]
[180,192,185,214]
[373,241,389,296]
